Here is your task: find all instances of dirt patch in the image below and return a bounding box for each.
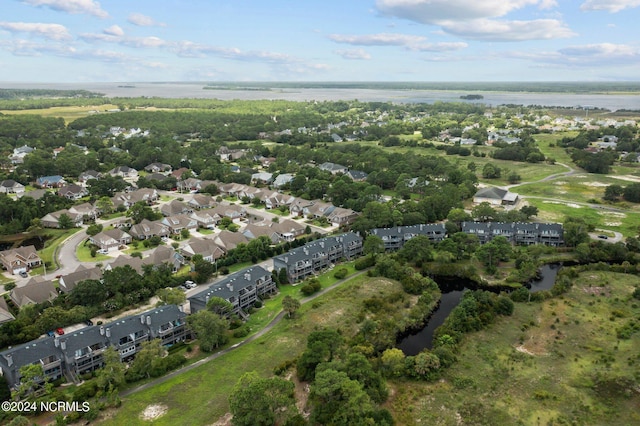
[210,412,233,426]
[582,286,610,296]
[610,175,640,183]
[287,372,311,418]
[140,404,168,421]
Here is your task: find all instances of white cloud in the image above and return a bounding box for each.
[410,42,468,51]
[441,18,575,41]
[580,0,640,12]
[376,0,555,23]
[22,0,109,18]
[375,0,573,42]
[0,21,72,40]
[103,25,124,37]
[329,33,427,46]
[504,43,640,67]
[127,13,166,27]
[334,49,372,60]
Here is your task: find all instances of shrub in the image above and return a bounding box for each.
[355,256,376,270]
[333,267,348,279]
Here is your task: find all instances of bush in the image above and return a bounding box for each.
[4,283,16,291]
[355,256,376,270]
[253,300,263,308]
[333,267,348,279]
[233,326,249,338]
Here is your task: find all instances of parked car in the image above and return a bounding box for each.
[598,234,608,240]
[46,330,55,337]
[184,280,196,289]
[85,319,94,326]
[56,327,64,335]
[19,270,28,278]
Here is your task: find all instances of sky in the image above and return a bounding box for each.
[0,0,639,82]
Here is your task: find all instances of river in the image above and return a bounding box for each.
[397,264,561,356]
[1,82,638,111]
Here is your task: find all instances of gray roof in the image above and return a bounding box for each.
[273,232,361,265]
[474,187,508,200]
[189,265,269,305]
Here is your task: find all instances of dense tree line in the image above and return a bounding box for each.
[0,193,73,235]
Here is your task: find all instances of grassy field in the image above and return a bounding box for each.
[99,273,402,425]
[388,270,640,425]
[0,104,122,124]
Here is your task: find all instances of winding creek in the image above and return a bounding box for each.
[397,264,561,355]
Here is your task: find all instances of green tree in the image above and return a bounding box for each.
[156,287,186,306]
[14,363,52,400]
[96,196,115,214]
[206,296,234,317]
[187,310,229,352]
[282,295,300,318]
[57,213,74,229]
[381,348,406,377]
[96,347,125,391]
[127,339,165,381]
[229,372,298,426]
[482,163,501,179]
[363,234,385,258]
[310,368,376,426]
[471,202,497,222]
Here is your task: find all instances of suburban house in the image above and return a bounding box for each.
[290,198,315,216]
[319,162,348,175]
[161,214,199,234]
[36,175,66,188]
[346,170,368,182]
[370,224,448,251]
[69,203,99,221]
[0,305,188,389]
[0,297,15,324]
[211,204,246,221]
[141,245,184,272]
[40,209,81,229]
[242,219,305,243]
[251,172,273,185]
[272,173,294,189]
[112,188,159,209]
[108,166,138,179]
[9,145,35,164]
[10,276,58,308]
[189,265,275,316]
[160,199,192,217]
[273,232,363,283]
[213,230,250,252]
[216,146,248,161]
[89,228,132,252]
[180,238,224,262]
[0,179,25,195]
[188,194,217,210]
[303,201,335,219]
[326,207,360,226]
[57,184,88,200]
[20,189,48,200]
[104,255,144,275]
[461,222,564,246]
[78,170,102,185]
[128,219,171,240]
[264,192,295,210]
[58,265,102,294]
[189,208,221,229]
[473,187,519,206]
[0,245,42,275]
[144,162,172,174]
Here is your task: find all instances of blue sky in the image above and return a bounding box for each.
[0,0,639,82]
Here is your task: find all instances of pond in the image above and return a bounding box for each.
[397,264,561,355]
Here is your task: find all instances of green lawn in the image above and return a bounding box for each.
[38,228,82,269]
[75,239,111,262]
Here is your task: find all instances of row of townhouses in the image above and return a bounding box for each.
[461,222,564,246]
[273,232,363,283]
[189,265,276,318]
[370,224,448,251]
[0,305,188,390]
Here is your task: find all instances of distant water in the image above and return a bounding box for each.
[1,81,639,111]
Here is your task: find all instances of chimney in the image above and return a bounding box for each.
[244,272,250,281]
[61,341,66,350]
[140,315,145,324]
[54,338,59,347]
[6,354,12,367]
[100,326,104,335]
[106,328,111,338]
[146,315,151,326]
